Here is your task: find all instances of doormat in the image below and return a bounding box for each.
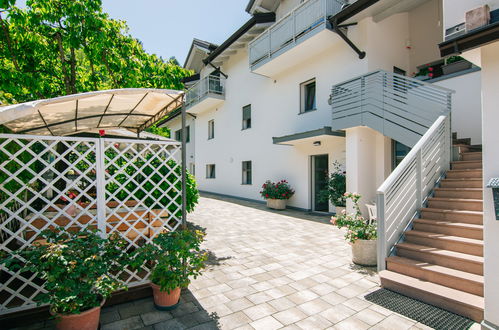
[364,289,476,330]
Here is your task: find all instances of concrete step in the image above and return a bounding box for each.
[427,197,483,212]
[386,256,484,296]
[453,144,472,153]
[396,242,483,275]
[461,152,482,161]
[420,208,483,224]
[446,169,482,179]
[451,160,482,170]
[440,178,482,188]
[452,137,471,145]
[434,188,483,199]
[404,230,483,256]
[413,219,483,240]
[379,270,484,322]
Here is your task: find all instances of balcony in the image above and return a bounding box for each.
[185,75,225,114]
[248,0,346,76]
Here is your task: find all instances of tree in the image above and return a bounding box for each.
[0,0,192,104]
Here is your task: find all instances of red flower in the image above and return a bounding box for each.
[428,67,434,72]
[429,73,434,78]
[265,194,269,198]
[99,129,105,137]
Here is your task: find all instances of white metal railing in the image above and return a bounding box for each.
[248,0,346,67]
[330,70,453,147]
[376,115,451,270]
[0,134,182,314]
[185,75,225,109]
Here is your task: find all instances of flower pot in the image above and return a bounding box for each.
[266,199,287,210]
[151,283,181,310]
[442,60,472,75]
[335,206,346,215]
[52,299,104,330]
[351,239,377,266]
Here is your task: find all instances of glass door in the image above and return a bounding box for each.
[312,154,329,212]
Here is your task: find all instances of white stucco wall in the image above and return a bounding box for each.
[162,115,196,174]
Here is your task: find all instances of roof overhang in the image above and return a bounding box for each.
[203,13,276,67]
[246,0,279,14]
[184,39,218,72]
[0,89,183,136]
[439,21,499,57]
[273,126,345,146]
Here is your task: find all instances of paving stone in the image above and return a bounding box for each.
[370,314,416,330]
[297,298,332,316]
[119,300,155,319]
[246,291,273,304]
[170,302,199,318]
[295,314,333,329]
[226,297,254,313]
[320,304,356,324]
[152,318,185,330]
[188,321,220,330]
[219,311,253,330]
[272,307,308,325]
[333,316,370,330]
[102,316,144,330]
[249,315,283,330]
[353,308,385,326]
[100,310,121,325]
[241,302,276,321]
[140,310,173,326]
[286,290,319,305]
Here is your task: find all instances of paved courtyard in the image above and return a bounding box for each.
[16,194,479,329]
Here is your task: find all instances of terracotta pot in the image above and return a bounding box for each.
[266,199,287,210]
[52,299,104,330]
[335,206,346,215]
[66,204,78,217]
[351,239,377,266]
[151,283,181,310]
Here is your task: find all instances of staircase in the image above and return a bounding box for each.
[379,137,484,322]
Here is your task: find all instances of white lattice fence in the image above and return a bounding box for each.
[0,134,182,315]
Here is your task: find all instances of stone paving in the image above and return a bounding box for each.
[15,194,480,330]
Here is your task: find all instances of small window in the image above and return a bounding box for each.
[242,105,251,130]
[208,120,215,139]
[242,161,252,185]
[301,79,316,113]
[206,164,216,179]
[174,126,190,143]
[190,163,195,175]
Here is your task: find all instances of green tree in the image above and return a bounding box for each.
[0,0,191,104]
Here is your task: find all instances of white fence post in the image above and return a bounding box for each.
[96,138,107,237]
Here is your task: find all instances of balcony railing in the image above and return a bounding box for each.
[248,0,346,68]
[185,75,225,110]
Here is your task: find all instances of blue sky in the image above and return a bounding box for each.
[16,0,251,65]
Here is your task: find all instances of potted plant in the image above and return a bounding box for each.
[319,161,346,214]
[442,56,472,75]
[133,229,206,310]
[330,193,377,266]
[260,180,295,210]
[1,229,129,330]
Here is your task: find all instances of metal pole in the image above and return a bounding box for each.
[181,103,187,229]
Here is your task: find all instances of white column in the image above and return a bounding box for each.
[480,41,499,329]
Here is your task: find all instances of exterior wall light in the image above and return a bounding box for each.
[313,141,321,146]
[486,178,499,220]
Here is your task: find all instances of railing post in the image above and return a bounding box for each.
[416,149,422,208]
[376,192,386,271]
[96,138,107,238]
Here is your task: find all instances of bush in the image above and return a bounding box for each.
[260,180,295,200]
[319,161,346,207]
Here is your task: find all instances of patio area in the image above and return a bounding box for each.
[16,194,480,330]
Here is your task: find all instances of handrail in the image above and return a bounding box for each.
[376,115,452,270]
[185,75,225,109]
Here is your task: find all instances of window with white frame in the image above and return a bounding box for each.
[206,164,216,179]
[174,126,190,143]
[208,120,214,139]
[242,105,251,130]
[301,78,316,113]
[242,161,252,185]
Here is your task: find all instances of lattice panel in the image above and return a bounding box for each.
[0,134,183,315]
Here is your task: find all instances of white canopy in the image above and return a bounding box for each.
[0,89,183,136]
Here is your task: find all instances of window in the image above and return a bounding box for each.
[174,126,190,143]
[242,105,251,130]
[206,164,216,179]
[208,120,214,139]
[242,161,252,185]
[190,163,195,175]
[392,140,411,170]
[301,79,316,113]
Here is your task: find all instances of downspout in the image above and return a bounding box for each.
[331,18,366,59]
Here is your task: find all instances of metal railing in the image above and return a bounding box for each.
[185,75,225,109]
[330,70,453,147]
[376,115,451,270]
[248,0,346,67]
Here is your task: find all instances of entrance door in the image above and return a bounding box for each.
[312,154,329,212]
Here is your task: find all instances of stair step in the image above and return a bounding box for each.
[452,137,471,145]
[379,270,484,322]
[396,242,483,275]
[434,188,483,199]
[446,169,482,179]
[440,178,482,188]
[451,160,482,170]
[420,208,483,224]
[386,256,483,296]
[405,230,483,256]
[413,219,483,240]
[427,197,483,212]
[461,152,482,161]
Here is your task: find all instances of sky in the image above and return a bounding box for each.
[16,0,251,65]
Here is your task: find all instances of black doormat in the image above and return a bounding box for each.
[365,289,476,330]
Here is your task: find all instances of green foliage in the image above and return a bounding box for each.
[132,230,207,293]
[445,55,465,65]
[330,193,377,243]
[1,228,129,315]
[146,123,171,139]
[0,0,192,104]
[260,180,295,200]
[319,161,346,207]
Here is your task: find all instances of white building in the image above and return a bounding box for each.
[163,0,492,322]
